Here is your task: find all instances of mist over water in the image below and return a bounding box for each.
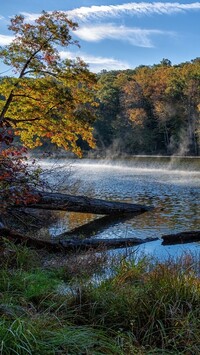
[40,156,200,259]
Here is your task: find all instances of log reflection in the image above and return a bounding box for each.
[57,212,144,240]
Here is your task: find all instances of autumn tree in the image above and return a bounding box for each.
[119,66,161,153]
[0,11,97,156]
[0,11,97,209]
[114,60,200,155]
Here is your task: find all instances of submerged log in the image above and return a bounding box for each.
[162,230,200,245]
[21,191,152,215]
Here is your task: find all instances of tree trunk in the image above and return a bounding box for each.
[20,191,152,215]
[162,230,200,245]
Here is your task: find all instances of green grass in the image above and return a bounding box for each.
[0,238,200,354]
[0,318,122,354]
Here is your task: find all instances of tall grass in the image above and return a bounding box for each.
[0,238,200,354]
[0,318,122,354]
[66,254,200,353]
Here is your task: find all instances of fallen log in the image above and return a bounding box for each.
[0,225,157,251]
[162,230,200,245]
[20,191,152,215]
[59,236,158,249]
[0,225,62,252]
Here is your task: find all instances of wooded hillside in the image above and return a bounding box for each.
[94,58,200,156]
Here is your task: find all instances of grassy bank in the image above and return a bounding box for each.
[0,238,200,354]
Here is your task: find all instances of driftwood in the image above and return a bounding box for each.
[21,191,152,215]
[162,230,200,245]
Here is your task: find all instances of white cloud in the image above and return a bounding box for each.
[75,24,174,47]
[59,50,129,72]
[66,2,200,21]
[0,34,14,45]
[20,12,40,22]
[21,2,200,23]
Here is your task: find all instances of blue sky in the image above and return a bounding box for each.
[0,1,200,73]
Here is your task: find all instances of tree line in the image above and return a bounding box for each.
[94,58,200,156]
[2,58,199,157]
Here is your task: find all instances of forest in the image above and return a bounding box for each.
[93,58,200,157]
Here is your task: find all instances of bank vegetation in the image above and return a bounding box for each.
[0,238,200,354]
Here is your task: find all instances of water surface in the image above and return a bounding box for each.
[40,156,200,259]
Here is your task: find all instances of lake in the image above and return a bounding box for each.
[40,156,200,260]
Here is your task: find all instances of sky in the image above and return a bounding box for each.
[0,1,200,73]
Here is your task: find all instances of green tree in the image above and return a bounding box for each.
[94,71,120,150]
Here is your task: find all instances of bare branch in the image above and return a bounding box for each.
[5,116,42,123]
[24,70,57,77]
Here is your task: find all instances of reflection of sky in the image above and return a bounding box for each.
[108,239,200,262]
